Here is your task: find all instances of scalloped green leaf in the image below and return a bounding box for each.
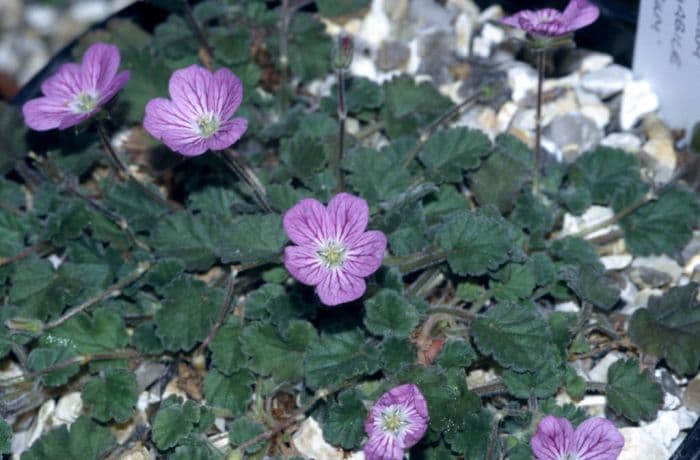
[435,209,518,276]
[471,301,551,372]
[304,329,380,389]
[435,339,476,370]
[241,321,316,381]
[418,128,490,183]
[150,212,220,271]
[0,419,11,454]
[217,214,286,264]
[21,416,113,460]
[559,264,619,310]
[152,397,202,451]
[364,289,419,338]
[202,369,253,416]
[629,283,700,375]
[82,369,138,423]
[343,147,412,206]
[9,256,67,321]
[281,133,328,179]
[382,74,452,137]
[380,336,415,373]
[49,308,128,354]
[502,354,564,399]
[27,346,80,387]
[209,322,246,375]
[316,0,370,17]
[606,359,663,422]
[443,409,493,459]
[323,389,367,449]
[229,417,265,454]
[103,181,168,232]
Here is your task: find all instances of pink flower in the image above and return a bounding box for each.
[143,64,248,156]
[283,193,387,306]
[364,384,429,460]
[502,0,599,37]
[531,416,624,460]
[22,42,130,131]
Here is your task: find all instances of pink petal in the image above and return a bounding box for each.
[531,416,575,460]
[144,97,207,156]
[561,0,600,32]
[97,70,130,104]
[343,230,386,277]
[283,198,328,246]
[363,432,404,460]
[161,127,209,156]
[58,112,92,130]
[573,418,624,460]
[81,42,121,92]
[168,64,212,118]
[326,193,369,243]
[40,63,82,99]
[22,97,75,131]
[206,117,248,151]
[316,269,365,306]
[284,245,326,286]
[502,10,535,29]
[209,68,243,120]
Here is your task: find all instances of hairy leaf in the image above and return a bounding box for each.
[606,359,663,422]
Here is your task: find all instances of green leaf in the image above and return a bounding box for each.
[629,283,700,375]
[142,258,185,293]
[203,369,253,416]
[444,409,493,459]
[343,147,412,206]
[209,322,246,375]
[502,355,563,399]
[435,339,476,369]
[382,75,452,137]
[155,277,224,351]
[171,437,223,460]
[188,186,249,220]
[229,418,265,454]
[620,188,700,256]
[569,147,646,205]
[490,262,536,302]
[21,416,113,460]
[511,192,555,243]
[211,29,251,65]
[316,0,370,17]
[241,322,316,381]
[286,13,332,80]
[281,133,328,178]
[103,181,168,232]
[150,212,220,270]
[9,257,66,320]
[49,308,128,354]
[435,209,518,276]
[152,397,202,450]
[217,214,286,264]
[380,337,415,373]
[364,290,419,337]
[82,369,138,422]
[0,102,27,175]
[304,329,380,389]
[471,301,551,372]
[131,321,164,354]
[342,76,385,113]
[244,283,286,320]
[323,389,367,449]
[418,128,490,183]
[27,347,80,387]
[0,418,11,454]
[0,208,30,258]
[559,264,619,310]
[606,359,663,422]
[549,237,603,271]
[43,199,92,245]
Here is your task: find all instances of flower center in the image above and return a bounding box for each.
[317,241,346,268]
[69,90,99,114]
[379,406,409,436]
[196,113,220,138]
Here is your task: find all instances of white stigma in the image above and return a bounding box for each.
[69,90,99,114]
[196,113,220,138]
[316,241,346,268]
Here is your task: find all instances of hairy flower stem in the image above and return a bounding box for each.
[181,0,215,65]
[39,262,150,332]
[334,68,347,193]
[0,242,51,268]
[384,248,448,275]
[428,306,478,321]
[96,121,181,211]
[533,49,545,193]
[220,149,273,213]
[196,269,238,356]
[568,192,655,239]
[401,92,481,169]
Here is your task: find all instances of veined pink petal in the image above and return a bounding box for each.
[326,192,369,243]
[168,64,212,118]
[502,10,535,28]
[144,97,193,139]
[343,230,386,277]
[573,417,624,460]
[161,127,209,156]
[81,42,121,92]
[316,269,365,306]
[561,0,600,32]
[284,245,326,286]
[22,97,76,131]
[206,117,248,151]
[531,416,575,460]
[363,432,404,460]
[58,112,92,129]
[283,198,328,246]
[40,63,82,99]
[98,70,130,105]
[210,68,243,120]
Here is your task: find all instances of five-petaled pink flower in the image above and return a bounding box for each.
[143,64,248,156]
[283,193,387,306]
[502,0,600,37]
[22,42,130,131]
[531,415,624,460]
[364,384,429,460]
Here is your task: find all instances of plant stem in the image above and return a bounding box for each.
[96,121,181,211]
[41,262,150,331]
[220,149,273,213]
[334,68,347,193]
[568,192,655,239]
[532,50,545,193]
[428,306,477,322]
[0,242,51,267]
[401,92,480,169]
[196,269,238,355]
[181,0,215,64]
[356,120,386,140]
[383,248,448,275]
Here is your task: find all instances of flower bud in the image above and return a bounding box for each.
[332,34,354,70]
